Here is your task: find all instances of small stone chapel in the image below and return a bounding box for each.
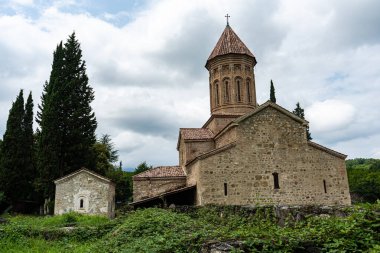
[54,168,115,218]
[131,22,351,207]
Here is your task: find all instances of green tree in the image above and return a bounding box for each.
[292,102,312,140]
[36,33,97,200]
[92,134,119,175]
[270,80,276,103]
[134,161,153,175]
[346,158,380,203]
[0,90,35,205]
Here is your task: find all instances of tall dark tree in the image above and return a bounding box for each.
[270,80,276,103]
[36,33,97,200]
[292,102,312,140]
[0,90,35,204]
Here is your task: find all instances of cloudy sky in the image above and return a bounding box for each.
[1,0,380,169]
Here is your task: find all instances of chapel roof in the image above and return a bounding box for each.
[207,25,255,65]
[133,166,185,179]
[54,167,113,184]
[180,128,214,140]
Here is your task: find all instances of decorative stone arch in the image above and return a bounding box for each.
[222,77,230,103]
[235,76,243,102]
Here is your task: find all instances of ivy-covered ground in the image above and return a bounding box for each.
[1,203,380,253]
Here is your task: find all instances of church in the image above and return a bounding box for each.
[131,22,351,207]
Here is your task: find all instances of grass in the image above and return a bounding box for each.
[1,203,380,252]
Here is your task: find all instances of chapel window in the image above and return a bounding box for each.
[246,79,251,103]
[236,78,242,102]
[80,199,84,209]
[223,79,230,103]
[215,82,220,106]
[224,183,228,196]
[323,180,327,193]
[272,172,280,189]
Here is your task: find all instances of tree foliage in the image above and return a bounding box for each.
[36,33,97,199]
[0,90,35,204]
[292,102,312,140]
[134,161,153,175]
[270,80,276,103]
[346,158,380,203]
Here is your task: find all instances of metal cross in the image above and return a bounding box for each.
[225,14,230,26]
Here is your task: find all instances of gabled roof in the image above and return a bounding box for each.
[176,128,214,150]
[54,168,113,184]
[133,166,185,180]
[308,141,347,159]
[214,100,308,140]
[206,25,255,66]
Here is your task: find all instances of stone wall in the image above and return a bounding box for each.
[181,140,215,165]
[215,126,237,148]
[204,115,239,135]
[133,177,186,201]
[194,107,351,206]
[54,171,115,218]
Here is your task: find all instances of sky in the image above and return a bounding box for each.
[0,0,380,169]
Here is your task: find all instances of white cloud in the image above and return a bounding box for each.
[306,100,356,133]
[0,0,380,168]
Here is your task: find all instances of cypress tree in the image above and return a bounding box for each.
[0,90,35,204]
[270,80,276,103]
[36,33,97,200]
[292,102,312,141]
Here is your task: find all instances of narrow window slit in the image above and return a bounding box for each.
[323,180,327,193]
[224,183,228,196]
[272,172,280,189]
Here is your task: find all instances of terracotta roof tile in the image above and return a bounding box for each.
[180,128,214,140]
[207,25,255,63]
[133,166,185,178]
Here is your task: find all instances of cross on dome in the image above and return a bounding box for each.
[225,14,230,26]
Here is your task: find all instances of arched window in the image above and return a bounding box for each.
[79,199,84,209]
[223,79,230,103]
[246,79,251,103]
[215,82,219,106]
[236,78,242,102]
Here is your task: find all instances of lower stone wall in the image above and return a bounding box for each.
[133,177,186,201]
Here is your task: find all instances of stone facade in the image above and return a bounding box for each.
[185,104,350,206]
[54,168,115,218]
[131,24,351,207]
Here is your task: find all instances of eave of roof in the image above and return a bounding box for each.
[176,128,214,150]
[308,141,347,159]
[54,168,113,185]
[133,166,185,179]
[129,185,196,206]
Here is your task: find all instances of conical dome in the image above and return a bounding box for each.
[206,25,256,68]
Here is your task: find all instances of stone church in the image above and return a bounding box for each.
[131,23,351,207]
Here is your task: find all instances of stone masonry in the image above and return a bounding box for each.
[54,168,115,218]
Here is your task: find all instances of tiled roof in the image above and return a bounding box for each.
[207,25,255,62]
[133,166,185,178]
[180,128,214,140]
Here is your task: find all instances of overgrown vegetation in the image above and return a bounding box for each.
[346,158,380,203]
[1,204,379,252]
